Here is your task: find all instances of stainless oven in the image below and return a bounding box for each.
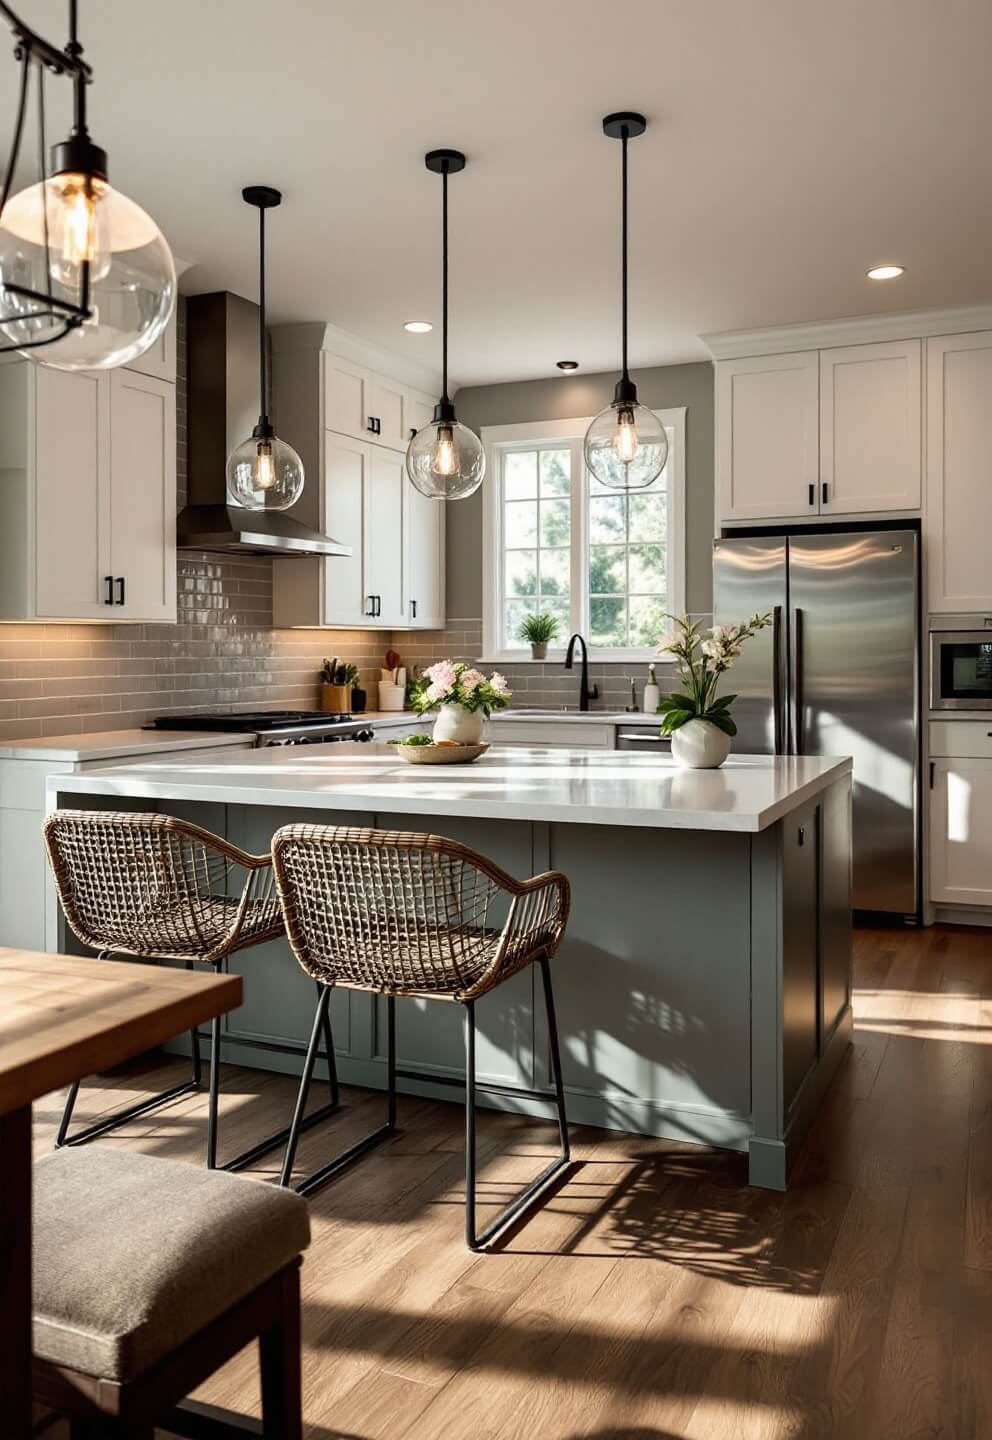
[930,630,992,710]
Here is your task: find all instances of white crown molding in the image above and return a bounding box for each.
[269,320,445,396]
[701,303,992,360]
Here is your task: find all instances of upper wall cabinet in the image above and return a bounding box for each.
[819,340,921,514]
[271,329,445,631]
[927,330,992,613]
[717,351,819,520]
[716,339,922,522]
[0,361,176,623]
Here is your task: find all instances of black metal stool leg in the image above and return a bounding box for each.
[280,991,397,1198]
[464,955,571,1252]
[54,953,204,1150]
[319,980,340,1107]
[207,1012,222,1170]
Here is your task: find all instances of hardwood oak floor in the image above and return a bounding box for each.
[33,924,992,1440]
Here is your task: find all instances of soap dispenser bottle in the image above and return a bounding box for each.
[643,663,661,715]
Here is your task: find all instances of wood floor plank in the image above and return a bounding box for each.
[28,924,992,1440]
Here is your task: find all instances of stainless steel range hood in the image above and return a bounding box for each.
[178,292,351,557]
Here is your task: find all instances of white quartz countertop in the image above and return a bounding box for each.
[0,729,252,762]
[48,744,852,832]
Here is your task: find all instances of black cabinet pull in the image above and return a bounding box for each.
[410,599,417,619]
[104,575,114,605]
[366,416,377,434]
[115,576,125,606]
[822,482,829,505]
[929,760,935,789]
[365,595,375,617]
[375,595,382,617]
[808,483,815,506]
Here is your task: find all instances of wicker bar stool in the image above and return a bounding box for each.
[271,823,572,1250]
[42,809,339,1172]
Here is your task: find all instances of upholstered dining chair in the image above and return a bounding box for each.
[270,823,572,1250]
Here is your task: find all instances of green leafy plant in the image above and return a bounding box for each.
[321,659,359,686]
[517,611,560,645]
[387,733,433,747]
[654,612,772,737]
[408,661,512,717]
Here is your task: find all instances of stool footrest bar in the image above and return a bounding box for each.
[221,1098,340,1174]
[56,1077,201,1148]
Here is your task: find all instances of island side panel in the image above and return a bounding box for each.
[544,821,753,1149]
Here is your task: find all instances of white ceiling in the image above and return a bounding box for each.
[12,0,992,385]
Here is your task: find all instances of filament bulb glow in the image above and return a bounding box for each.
[50,175,110,289]
[432,424,458,477]
[615,406,638,464]
[255,440,275,490]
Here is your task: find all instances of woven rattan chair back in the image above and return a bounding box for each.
[271,824,569,1003]
[43,810,282,965]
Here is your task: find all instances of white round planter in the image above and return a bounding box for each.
[432,703,484,745]
[670,718,732,769]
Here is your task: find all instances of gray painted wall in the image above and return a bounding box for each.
[447,361,715,620]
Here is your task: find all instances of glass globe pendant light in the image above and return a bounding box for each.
[405,149,484,501]
[225,186,304,513]
[0,0,176,369]
[583,112,668,491]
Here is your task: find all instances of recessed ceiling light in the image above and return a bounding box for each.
[556,360,579,371]
[404,320,432,333]
[866,264,906,281]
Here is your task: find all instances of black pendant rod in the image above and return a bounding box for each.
[258,202,268,424]
[0,0,91,76]
[620,125,629,384]
[441,163,449,403]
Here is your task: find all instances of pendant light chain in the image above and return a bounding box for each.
[620,126,629,384]
[258,201,268,425]
[441,163,449,403]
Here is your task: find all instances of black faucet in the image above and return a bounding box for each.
[564,633,599,712]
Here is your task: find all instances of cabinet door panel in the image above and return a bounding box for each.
[930,758,992,906]
[121,314,177,382]
[109,370,176,621]
[781,800,820,1111]
[717,352,819,520]
[369,373,407,449]
[324,356,372,441]
[34,367,110,619]
[927,331,992,613]
[407,388,436,442]
[405,481,444,628]
[323,435,370,626]
[368,448,405,626]
[820,339,921,513]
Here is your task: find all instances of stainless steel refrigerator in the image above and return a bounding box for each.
[713,528,920,918]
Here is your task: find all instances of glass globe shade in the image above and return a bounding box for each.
[406,417,485,500]
[0,173,176,370]
[583,400,668,490]
[226,434,304,512]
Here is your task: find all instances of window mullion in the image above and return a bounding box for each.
[572,437,585,637]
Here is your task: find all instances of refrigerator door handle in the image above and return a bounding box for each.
[772,604,784,755]
[793,606,805,754]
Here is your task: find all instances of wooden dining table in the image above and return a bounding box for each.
[0,946,242,1438]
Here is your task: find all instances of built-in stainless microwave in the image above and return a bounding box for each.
[931,629,992,709]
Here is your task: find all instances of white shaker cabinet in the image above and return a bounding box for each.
[368,448,406,626]
[0,361,176,623]
[716,351,820,520]
[930,758,992,907]
[819,339,921,514]
[324,355,374,443]
[405,482,445,628]
[926,330,992,613]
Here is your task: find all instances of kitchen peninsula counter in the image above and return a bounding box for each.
[49,745,854,1188]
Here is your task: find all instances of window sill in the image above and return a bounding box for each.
[476,653,678,667]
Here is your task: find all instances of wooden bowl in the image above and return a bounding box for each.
[395,742,490,765]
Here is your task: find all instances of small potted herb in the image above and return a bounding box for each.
[320,659,359,713]
[517,611,560,660]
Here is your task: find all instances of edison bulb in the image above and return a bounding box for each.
[406,416,485,500]
[584,399,668,490]
[0,173,175,370]
[226,434,304,511]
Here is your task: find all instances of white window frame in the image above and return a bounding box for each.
[481,408,686,662]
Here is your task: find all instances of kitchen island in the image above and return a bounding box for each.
[48,745,853,1188]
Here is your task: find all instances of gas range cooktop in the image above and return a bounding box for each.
[150,711,354,734]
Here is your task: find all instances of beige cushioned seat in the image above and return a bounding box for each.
[32,1146,310,1382]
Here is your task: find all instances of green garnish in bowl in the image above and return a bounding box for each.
[388,733,433,747]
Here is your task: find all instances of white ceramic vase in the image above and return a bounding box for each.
[432,703,484,745]
[670,718,732,769]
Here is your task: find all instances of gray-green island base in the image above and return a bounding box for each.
[49,747,853,1189]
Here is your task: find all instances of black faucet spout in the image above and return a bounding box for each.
[564,633,599,712]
